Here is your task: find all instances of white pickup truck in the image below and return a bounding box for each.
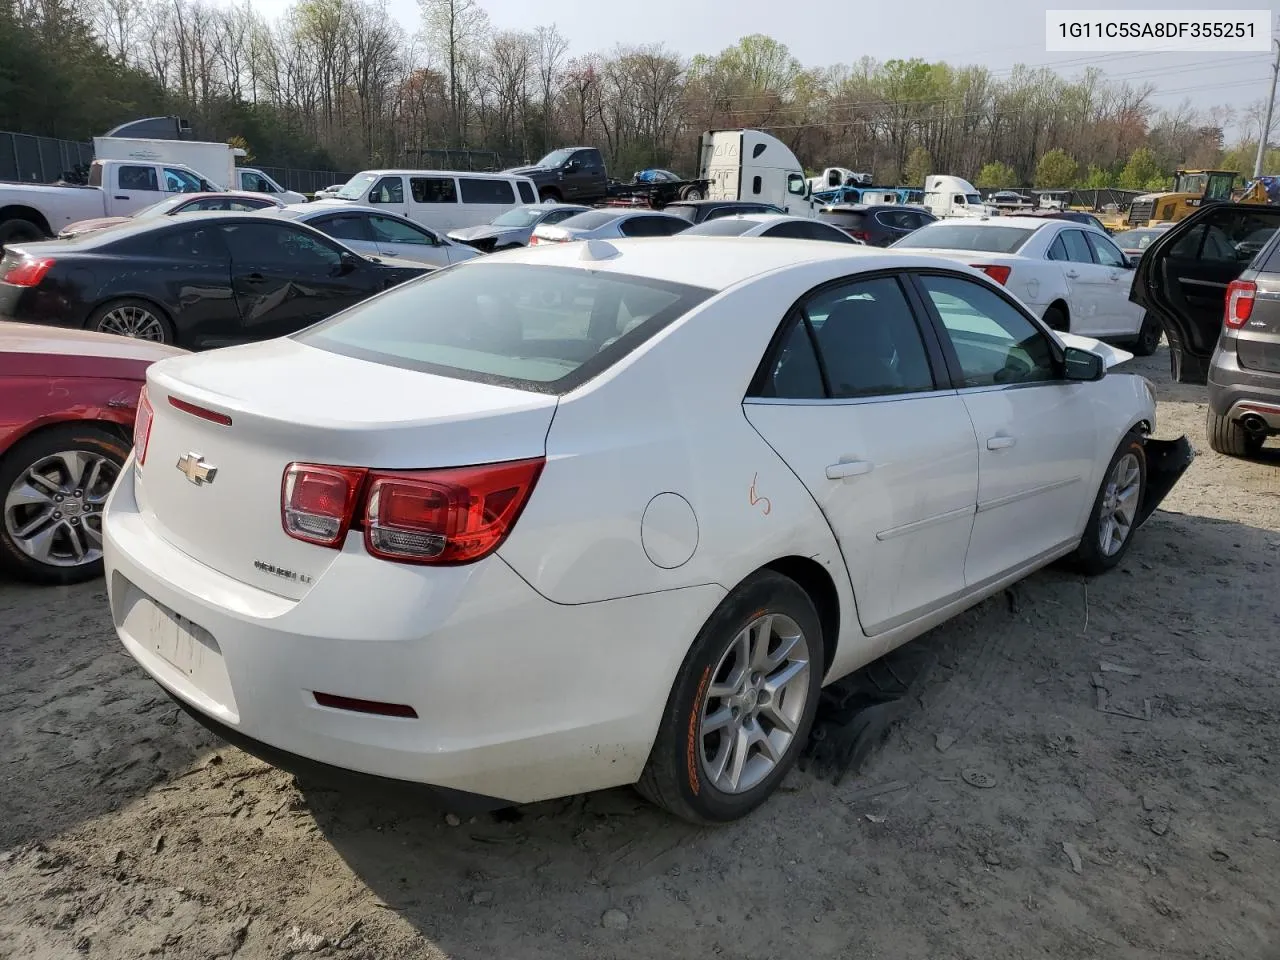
[0,158,219,248]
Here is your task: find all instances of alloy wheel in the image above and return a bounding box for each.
[3,450,117,567]
[698,613,811,794]
[97,304,166,341]
[1098,452,1141,557]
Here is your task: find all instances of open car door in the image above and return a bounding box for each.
[1131,202,1280,383]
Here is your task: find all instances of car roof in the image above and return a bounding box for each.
[42,210,313,247]
[666,200,773,208]
[708,213,798,224]
[347,169,532,179]
[270,204,389,219]
[486,236,978,291]
[928,216,1057,229]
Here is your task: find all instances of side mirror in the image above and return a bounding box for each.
[564,160,580,172]
[338,251,360,274]
[786,173,806,196]
[1063,346,1105,382]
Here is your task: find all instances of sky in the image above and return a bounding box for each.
[246,0,1279,141]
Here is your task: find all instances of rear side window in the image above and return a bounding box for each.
[459,177,515,205]
[315,214,373,243]
[517,181,536,203]
[296,263,713,394]
[557,211,622,230]
[895,223,1035,253]
[686,218,756,236]
[410,177,457,204]
[620,216,684,237]
[818,210,866,229]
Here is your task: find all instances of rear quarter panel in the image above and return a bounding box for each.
[0,374,141,456]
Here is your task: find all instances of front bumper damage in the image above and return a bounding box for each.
[1136,436,1195,528]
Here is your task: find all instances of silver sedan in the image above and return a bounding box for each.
[530,208,690,244]
[268,205,480,268]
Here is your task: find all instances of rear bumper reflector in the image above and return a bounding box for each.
[313,692,418,719]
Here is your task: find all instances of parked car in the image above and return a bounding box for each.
[446,204,592,252]
[893,216,1161,355]
[0,212,429,349]
[529,209,690,244]
[309,169,539,234]
[505,146,609,204]
[269,205,479,269]
[662,200,786,224]
[0,159,220,249]
[1131,201,1280,456]
[681,214,862,244]
[816,204,937,246]
[0,322,183,584]
[59,191,286,239]
[1023,210,1110,233]
[103,237,1190,822]
[314,184,345,200]
[1111,224,1174,259]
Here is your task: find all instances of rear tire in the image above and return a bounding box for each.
[0,423,128,585]
[1130,313,1162,357]
[0,218,46,251]
[636,570,824,824]
[86,298,175,345]
[679,184,705,201]
[1070,430,1147,576]
[538,188,562,203]
[1206,409,1265,459]
[1043,304,1069,333]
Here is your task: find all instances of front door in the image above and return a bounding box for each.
[1046,228,1111,336]
[912,272,1099,586]
[1084,229,1145,338]
[743,274,979,636]
[367,175,409,219]
[367,213,450,267]
[220,221,374,341]
[1133,203,1280,383]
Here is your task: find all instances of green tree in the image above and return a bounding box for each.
[1118,147,1162,190]
[1081,165,1115,189]
[902,146,932,186]
[975,161,1017,188]
[1036,149,1078,188]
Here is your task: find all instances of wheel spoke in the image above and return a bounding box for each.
[706,731,733,784]
[26,471,62,496]
[761,631,799,672]
[4,480,55,511]
[64,523,87,561]
[724,724,751,791]
[81,457,104,495]
[54,451,90,489]
[748,722,780,763]
[758,699,798,735]
[702,706,734,735]
[708,628,751,698]
[20,523,59,562]
[11,508,54,538]
[749,615,775,669]
[81,520,104,550]
[762,658,808,700]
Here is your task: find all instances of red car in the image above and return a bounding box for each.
[0,322,183,584]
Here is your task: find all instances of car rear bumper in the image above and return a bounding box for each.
[1208,344,1280,430]
[0,281,81,329]
[103,458,724,805]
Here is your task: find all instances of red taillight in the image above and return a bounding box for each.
[281,464,367,547]
[2,256,55,287]
[280,458,544,564]
[133,386,154,465]
[845,229,869,241]
[169,395,232,426]
[972,263,1011,285]
[528,235,541,245]
[1225,279,1256,329]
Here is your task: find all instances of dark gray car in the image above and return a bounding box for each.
[447,204,592,253]
[1132,201,1280,458]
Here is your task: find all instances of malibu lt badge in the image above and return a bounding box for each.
[176,452,217,486]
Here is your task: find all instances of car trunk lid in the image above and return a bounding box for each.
[135,338,557,600]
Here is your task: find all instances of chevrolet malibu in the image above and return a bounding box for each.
[104,237,1191,823]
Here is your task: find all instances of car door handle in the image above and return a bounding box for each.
[826,459,874,479]
[114,195,129,200]
[986,436,1016,450]
[1064,269,1079,279]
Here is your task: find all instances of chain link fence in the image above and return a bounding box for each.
[1,131,526,193]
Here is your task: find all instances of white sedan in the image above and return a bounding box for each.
[269,205,480,269]
[103,238,1191,822]
[681,213,863,244]
[893,217,1162,356]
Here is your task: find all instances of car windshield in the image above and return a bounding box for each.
[1113,229,1161,250]
[966,194,983,204]
[133,195,191,219]
[295,263,713,394]
[684,219,757,236]
[894,223,1036,253]
[335,174,376,200]
[536,148,575,168]
[664,205,697,222]
[490,207,547,227]
[553,211,622,231]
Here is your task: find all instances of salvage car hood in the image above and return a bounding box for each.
[447,225,516,243]
[1056,332,1132,369]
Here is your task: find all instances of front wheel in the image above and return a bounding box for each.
[1070,431,1147,575]
[679,184,705,201]
[538,188,562,203]
[637,570,824,823]
[0,424,128,585]
[1130,313,1162,357]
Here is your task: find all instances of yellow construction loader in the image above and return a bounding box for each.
[1125,169,1239,227]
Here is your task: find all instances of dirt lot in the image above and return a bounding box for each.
[3,346,1279,960]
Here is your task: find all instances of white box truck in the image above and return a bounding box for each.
[697,130,814,218]
[92,136,307,204]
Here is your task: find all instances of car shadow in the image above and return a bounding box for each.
[304,503,1280,959]
[0,577,215,851]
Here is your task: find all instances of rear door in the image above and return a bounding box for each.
[1132,203,1280,383]
[1045,228,1110,336]
[408,176,460,231]
[457,176,517,228]
[367,213,451,267]
[308,212,378,258]
[220,221,378,342]
[743,274,978,636]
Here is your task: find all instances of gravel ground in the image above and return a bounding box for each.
[2,345,1279,960]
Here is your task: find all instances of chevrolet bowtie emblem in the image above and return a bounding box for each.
[176,453,217,486]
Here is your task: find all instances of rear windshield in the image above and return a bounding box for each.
[894,223,1036,253]
[817,210,866,229]
[555,210,623,230]
[295,263,713,394]
[685,219,756,236]
[664,204,697,222]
